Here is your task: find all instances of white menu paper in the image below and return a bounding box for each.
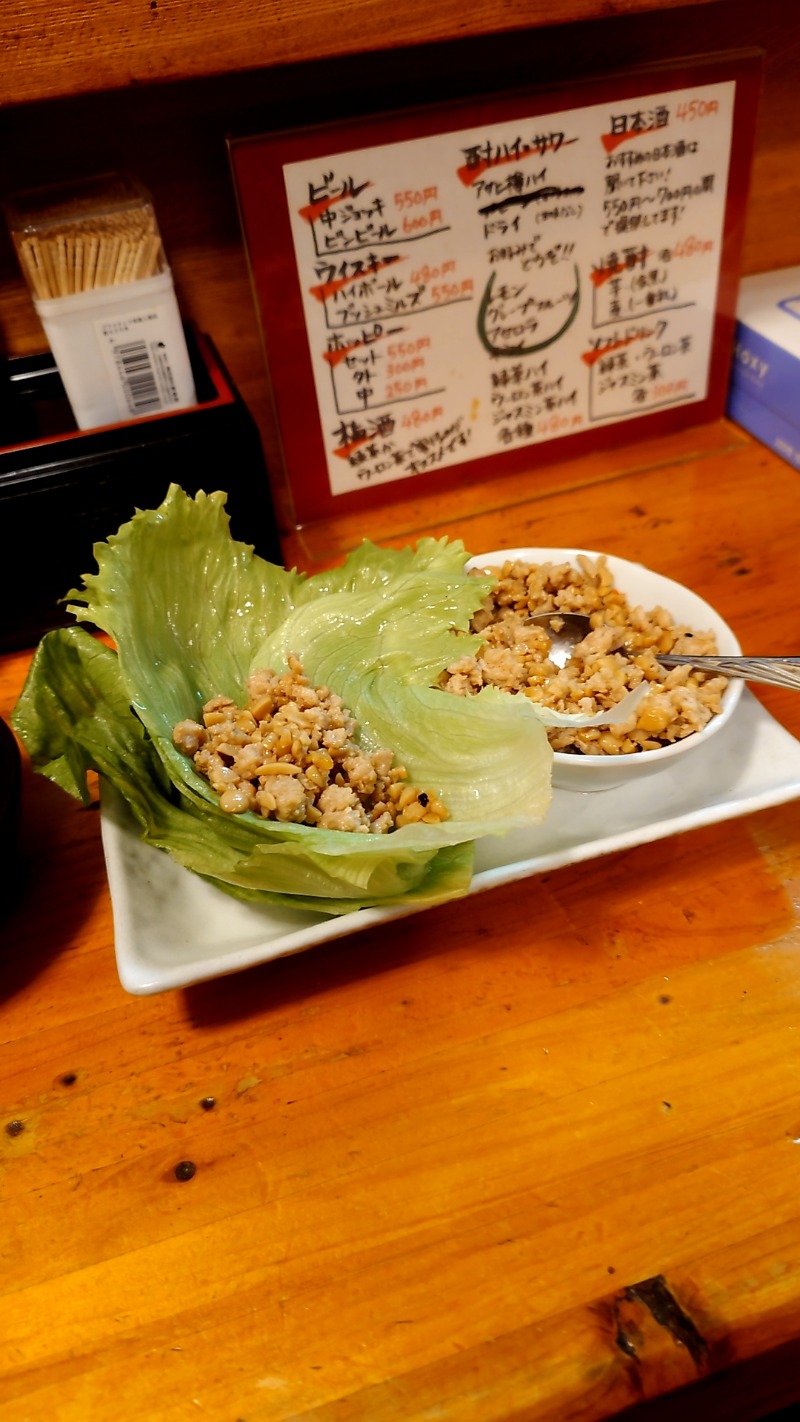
[282,79,736,498]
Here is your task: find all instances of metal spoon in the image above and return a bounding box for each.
[525,612,800,690]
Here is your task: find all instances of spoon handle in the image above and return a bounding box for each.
[658,655,800,690]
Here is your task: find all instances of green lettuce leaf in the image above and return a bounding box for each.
[13,485,554,913]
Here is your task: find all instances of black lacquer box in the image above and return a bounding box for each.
[1,327,282,652]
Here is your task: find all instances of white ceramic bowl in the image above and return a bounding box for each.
[464,547,744,792]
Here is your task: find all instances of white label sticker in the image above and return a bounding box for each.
[96,304,182,418]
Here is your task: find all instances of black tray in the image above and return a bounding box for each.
[1,327,282,652]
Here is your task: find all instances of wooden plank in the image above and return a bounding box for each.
[3,434,800,1418]
[2,0,722,107]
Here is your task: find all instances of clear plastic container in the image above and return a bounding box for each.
[5,173,196,429]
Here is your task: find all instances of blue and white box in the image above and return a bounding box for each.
[727,266,800,470]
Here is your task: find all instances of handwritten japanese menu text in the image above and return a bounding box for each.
[283,80,735,496]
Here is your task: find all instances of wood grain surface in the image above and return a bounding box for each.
[2,0,722,107]
[0,0,796,516]
[2,421,800,1420]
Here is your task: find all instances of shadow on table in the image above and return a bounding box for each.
[181,889,466,1028]
[0,757,104,996]
[615,1365,800,1422]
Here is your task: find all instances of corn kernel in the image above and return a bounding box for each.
[637,704,672,734]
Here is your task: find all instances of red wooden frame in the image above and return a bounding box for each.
[229,50,762,528]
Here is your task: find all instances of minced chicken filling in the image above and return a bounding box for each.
[173,655,448,833]
[440,554,728,756]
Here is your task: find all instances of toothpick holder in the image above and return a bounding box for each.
[5,171,196,431]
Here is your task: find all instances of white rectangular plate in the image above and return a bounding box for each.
[102,690,800,994]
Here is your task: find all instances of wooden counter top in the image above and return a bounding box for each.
[3,421,800,1420]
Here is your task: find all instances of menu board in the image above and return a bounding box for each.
[230,53,760,526]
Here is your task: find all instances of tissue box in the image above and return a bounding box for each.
[727,266,800,470]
